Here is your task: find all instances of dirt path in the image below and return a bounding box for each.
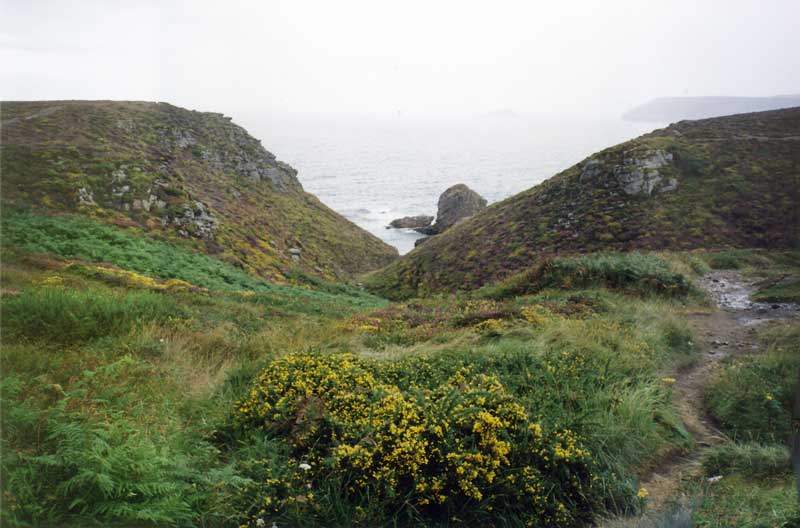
[603,270,800,526]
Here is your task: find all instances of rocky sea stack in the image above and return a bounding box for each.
[420,184,487,235]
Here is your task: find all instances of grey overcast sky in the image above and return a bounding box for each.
[2,0,799,117]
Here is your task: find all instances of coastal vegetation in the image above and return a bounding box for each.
[366,108,800,298]
[1,104,798,526]
[1,101,397,284]
[1,213,699,526]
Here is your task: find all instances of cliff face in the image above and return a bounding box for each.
[1,101,397,280]
[367,108,800,298]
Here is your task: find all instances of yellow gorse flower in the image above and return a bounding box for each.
[235,353,597,527]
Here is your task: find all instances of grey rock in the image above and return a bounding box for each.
[389,215,434,229]
[111,168,127,183]
[419,184,487,235]
[133,194,165,212]
[612,149,676,196]
[77,187,96,206]
[116,118,135,132]
[661,178,679,192]
[579,159,604,183]
[169,201,219,239]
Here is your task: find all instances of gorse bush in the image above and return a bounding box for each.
[477,253,693,300]
[0,286,183,344]
[234,352,600,527]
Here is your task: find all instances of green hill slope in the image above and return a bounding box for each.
[1,101,397,281]
[367,108,800,298]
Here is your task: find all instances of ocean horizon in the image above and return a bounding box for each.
[242,113,664,254]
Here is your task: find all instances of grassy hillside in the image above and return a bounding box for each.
[0,210,704,526]
[1,101,397,282]
[367,108,800,298]
[2,103,798,526]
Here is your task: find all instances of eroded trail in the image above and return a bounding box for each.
[605,270,800,525]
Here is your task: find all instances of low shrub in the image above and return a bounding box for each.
[233,352,601,527]
[68,263,203,293]
[477,253,693,300]
[701,249,777,271]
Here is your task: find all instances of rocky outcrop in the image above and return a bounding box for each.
[580,150,679,197]
[366,107,800,297]
[168,201,219,239]
[420,184,487,235]
[388,215,434,229]
[1,100,398,280]
[612,149,676,196]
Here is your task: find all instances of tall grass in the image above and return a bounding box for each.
[706,323,799,443]
[1,287,183,344]
[0,221,714,526]
[703,442,791,480]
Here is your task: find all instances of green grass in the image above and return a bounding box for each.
[706,323,799,443]
[1,286,183,344]
[1,211,386,314]
[703,442,792,481]
[4,220,792,527]
[692,320,799,527]
[752,276,800,303]
[691,475,798,527]
[1,243,699,526]
[473,252,694,300]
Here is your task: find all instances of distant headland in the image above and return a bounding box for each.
[623,95,800,122]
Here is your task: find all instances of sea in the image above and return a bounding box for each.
[240,114,663,254]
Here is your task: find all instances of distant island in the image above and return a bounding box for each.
[623,95,800,122]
